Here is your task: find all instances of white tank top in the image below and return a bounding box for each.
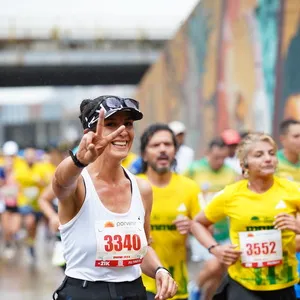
[60,168,148,282]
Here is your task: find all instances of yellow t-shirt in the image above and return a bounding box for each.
[204,177,300,291]
[139,173,201,299]
[121,152,138,169]
[15,161,51,211]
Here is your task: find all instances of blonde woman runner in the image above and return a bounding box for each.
[192,133,300,300]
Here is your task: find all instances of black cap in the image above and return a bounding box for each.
[103,104,143,121]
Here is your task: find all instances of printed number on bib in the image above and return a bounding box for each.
[95,219,148,268]
[104,234,141,252]
[239,229,282,268]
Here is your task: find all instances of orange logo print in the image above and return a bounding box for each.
[104,221,114,227]
[247,233,254,237]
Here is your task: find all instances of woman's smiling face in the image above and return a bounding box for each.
[102,111,135,160]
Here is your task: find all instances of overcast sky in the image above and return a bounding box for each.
[0,0,199,38]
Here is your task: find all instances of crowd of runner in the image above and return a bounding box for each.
[1,95,300,300]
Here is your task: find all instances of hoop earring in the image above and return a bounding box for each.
[243,169,249,178]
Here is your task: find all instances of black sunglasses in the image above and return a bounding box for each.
[99,96,139,112]
[85,96,141,129]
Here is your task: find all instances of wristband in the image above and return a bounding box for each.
[155,266,171,277]
[69,150,88,168]
[208,244,219,253]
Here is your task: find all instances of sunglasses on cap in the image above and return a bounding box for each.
[85,96,143,129]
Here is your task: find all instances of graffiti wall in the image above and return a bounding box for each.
[135,0,300,156]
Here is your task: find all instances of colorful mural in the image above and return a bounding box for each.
[135,0,300,156]
[274,0,300,137]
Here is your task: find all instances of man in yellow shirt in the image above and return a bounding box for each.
[138,123,200,300]
[16,148,48,262]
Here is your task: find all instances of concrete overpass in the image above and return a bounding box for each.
[0,38,163,86]
[0,37,165,147]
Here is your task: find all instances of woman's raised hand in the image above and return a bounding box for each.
[76,109,125,165]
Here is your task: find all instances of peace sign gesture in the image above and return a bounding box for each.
[76,109,125,165]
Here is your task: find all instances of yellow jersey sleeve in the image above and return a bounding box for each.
[187,181,201,219]
[204,188,228,223]
[284,179,300,209]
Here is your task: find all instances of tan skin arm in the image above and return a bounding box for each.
[296,235,300,252]
[137,177,177,300]
[38,184,57,220]
[137,177,161,276]
[192,211,242,266]
[38,184,60,233]
[191,211,219,249]
[52,109,126,224]
[52,160,85,225]
[297,214,300,252]
[52,157,83,202]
